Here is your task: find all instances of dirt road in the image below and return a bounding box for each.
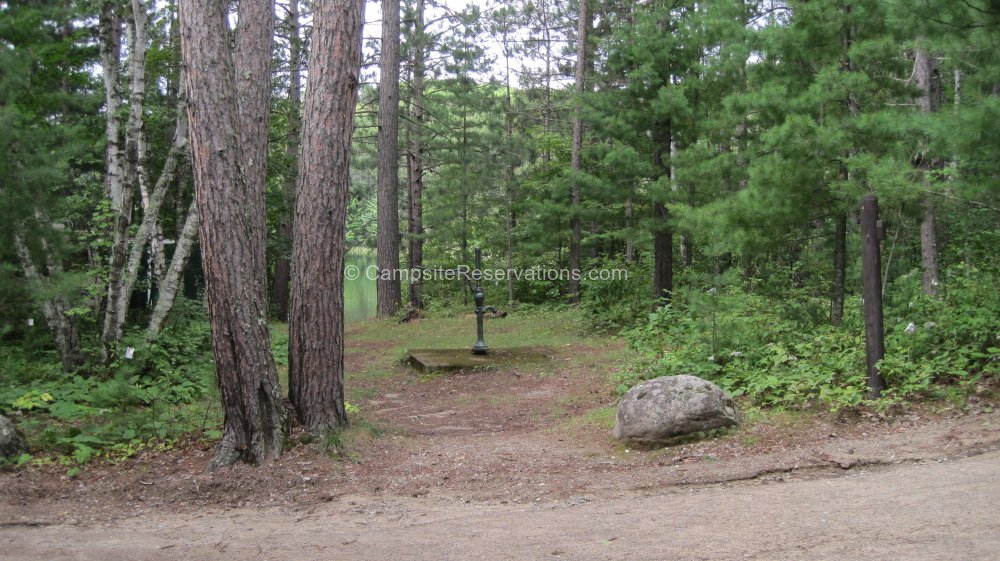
[4,449,998,561]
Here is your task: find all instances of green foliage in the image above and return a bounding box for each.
[618,263,1000,411]
[0,312,217,465]
[580,258,652,332]
[878,264,1000,405]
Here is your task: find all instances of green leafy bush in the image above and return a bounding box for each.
[617,263,999,411]
[0,305,218,465]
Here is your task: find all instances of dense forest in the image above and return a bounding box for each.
[1,0,998,469]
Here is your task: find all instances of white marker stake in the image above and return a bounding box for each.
[27,318,34,326]
[125,347,135,360]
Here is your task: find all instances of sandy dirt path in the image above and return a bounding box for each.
[4,449,998,561]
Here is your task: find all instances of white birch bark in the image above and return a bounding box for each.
[115,94,189,337]
[147,199,199,336]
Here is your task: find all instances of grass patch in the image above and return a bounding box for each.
[550,405,617,434]
[320,420,384,463]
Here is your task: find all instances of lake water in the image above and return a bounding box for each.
[344,250,377,322]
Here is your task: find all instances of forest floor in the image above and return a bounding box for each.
[2,311,999,559]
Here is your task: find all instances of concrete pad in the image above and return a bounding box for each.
[407,347,552,373]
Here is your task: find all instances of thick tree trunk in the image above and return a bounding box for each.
[272,0,302,323]
[289,0,365,432]
[376,0,402,317]
[914,43,941,295]
[13,232,83,371]
[406,0,426,310]
[234,0,276,296]
[568,0,588,302]
[179,0,287,468]
[147,200,199,335]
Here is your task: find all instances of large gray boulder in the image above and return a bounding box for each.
[613,375,738,445]
[0,415,29,458]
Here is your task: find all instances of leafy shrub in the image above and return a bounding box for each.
[0,304,218,465]
[616,263,999,411]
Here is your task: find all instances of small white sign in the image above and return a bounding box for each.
[125,347,135,360]
[27,318,34,326]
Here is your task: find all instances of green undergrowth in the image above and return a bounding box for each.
[1,308,220,471]
[613,263,1000,412]
[1,304,610,471]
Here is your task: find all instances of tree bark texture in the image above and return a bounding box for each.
[376,0,402,316]
[406,0,426,310]
[568,0,587,302]
[179,0,287,468]
[289,0,365,432]
[272,0,302,322]
[914,43,941,296]
[503,25,516,306]
[235,0,276,296]
[126,0,167,284]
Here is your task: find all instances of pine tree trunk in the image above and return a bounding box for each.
[568,0,588,302]
[406,0,426,310]
[289,0,365,432]
[376,0,402,317]
[914,42,941,295]
[272,0,302,322]
[234,0,276,297]
[147,200,199,335]
[179,0,287,468]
